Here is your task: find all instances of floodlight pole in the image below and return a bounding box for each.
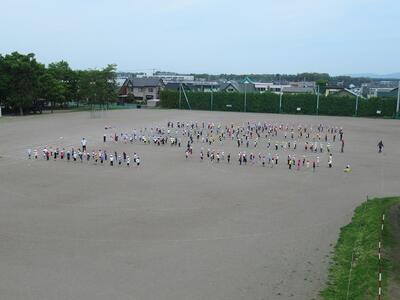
[396,81,400,118]
[279,92,283,113]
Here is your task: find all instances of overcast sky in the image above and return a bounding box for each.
[1,0,399,75]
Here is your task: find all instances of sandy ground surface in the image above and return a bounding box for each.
[0,109,399,300]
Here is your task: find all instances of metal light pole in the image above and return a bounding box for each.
[316,85,320,115]
[355,93,359,116]
[396,81,400,118]
[279,92,283,113]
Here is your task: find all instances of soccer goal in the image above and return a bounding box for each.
[90,104,108,119]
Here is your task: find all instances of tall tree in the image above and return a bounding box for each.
[0,54,8,105]
[38,71,65,112]
[47,61,75,106]
[76,64,117,106]
[1,52,43,115]
[100,64,118,105]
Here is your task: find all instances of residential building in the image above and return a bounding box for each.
[219,81,256,93]
[219,80,314,94]
[164,81,219,92]
[118,77,164,103]
[281,86,315,94]
[370,87,399,98]
[289,81,316,88]
[268,84,292,93]
[254,82,274,93]
[138,74,195,82]
[325,88,363,98]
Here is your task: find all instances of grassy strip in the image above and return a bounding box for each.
[384,202,400,298]
[320,197,400,300]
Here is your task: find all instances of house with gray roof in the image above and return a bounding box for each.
[281,86,315,94]
[118,77,164,103]
[219,80,256,93]
[375,87,399,98]
[164,81,220,93]
[325,87,364,98]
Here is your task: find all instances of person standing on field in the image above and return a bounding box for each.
[378,140,384,153]
[81,138,87,152]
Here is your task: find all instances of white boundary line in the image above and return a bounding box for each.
[378,213,385,300]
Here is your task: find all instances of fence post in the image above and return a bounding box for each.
[316,85,320,115]
[210,91,213,111]
[355,95,359,116]
[396,80,400,118]
[179,84,182,109]
[244,84,247,112]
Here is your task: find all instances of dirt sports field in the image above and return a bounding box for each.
[0,109,399,300]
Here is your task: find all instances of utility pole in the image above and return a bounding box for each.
[279,92,283,113]
[396,81,400,118]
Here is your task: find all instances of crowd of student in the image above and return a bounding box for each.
[102,120,348,171]
[26,120,385,173]
[27,145,141,167]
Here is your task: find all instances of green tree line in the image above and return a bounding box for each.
[0,52,117,115]
[160,90,398,118]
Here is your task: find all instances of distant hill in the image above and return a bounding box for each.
[347,73,400,79]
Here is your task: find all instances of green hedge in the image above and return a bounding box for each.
[358,97,397,117]
[160,90,398,118]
